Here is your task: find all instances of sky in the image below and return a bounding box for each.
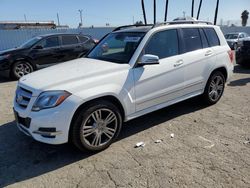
[0,0,249,27]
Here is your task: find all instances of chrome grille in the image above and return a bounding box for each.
[16,87,32,109]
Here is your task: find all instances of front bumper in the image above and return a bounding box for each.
[0,59,11,77]
[13,93,82,145]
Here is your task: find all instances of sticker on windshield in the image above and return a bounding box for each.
[124,37,141,42]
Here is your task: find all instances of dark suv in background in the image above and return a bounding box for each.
[0,33,96,79]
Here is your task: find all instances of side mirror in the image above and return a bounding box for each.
[139,54,160,65]
[34,45,43,50]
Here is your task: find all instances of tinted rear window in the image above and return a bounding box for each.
[79,36,89,43]
[62,35,79,45]
[199,29,209,48]
[182,28,202,53]
[203,28,220,47]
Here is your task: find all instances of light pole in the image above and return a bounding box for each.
[78,9,83,27]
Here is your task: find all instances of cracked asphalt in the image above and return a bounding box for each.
[0,65,249,188]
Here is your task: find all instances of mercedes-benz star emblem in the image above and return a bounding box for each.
[16,94,23,103]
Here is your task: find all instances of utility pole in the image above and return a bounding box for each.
[24,14,27,22]
[183,11,186,18]
[78,9,83,27]
[57,13,60,26]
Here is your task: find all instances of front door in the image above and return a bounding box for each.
[30,36,62,67]
[133,29,185,111]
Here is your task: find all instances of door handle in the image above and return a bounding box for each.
[174,60,184,67]
[205,50,213,56]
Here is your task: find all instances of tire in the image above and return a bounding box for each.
[202,71,225,105]
[70,100,122,152]
[10,60,34,80]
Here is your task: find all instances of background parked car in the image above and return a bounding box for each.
[0,33,96,79]
[236,38,250,67]
[225,32,249,50]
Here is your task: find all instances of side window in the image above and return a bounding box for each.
[144,29,179,59]
[79,36,89,43]
[203,28,220,47]
[62,35,79,45]
[38,37,59,48]
[239,34,244,38]
[182,28,202,53]
[199,29,209,48]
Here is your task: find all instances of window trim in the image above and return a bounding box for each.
[78,35,90,44]
[203,28,220,47]
[198,28,209,49]
[135,28,181,67]
[180,28,203,53]
[61,35,79,46]
[35,36,60,49]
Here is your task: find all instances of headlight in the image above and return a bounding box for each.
[32,91,71,111]
[0,54,10,60]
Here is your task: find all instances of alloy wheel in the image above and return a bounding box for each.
[14,62,33,78]
[208,75,224,102]
[81,108,118,148]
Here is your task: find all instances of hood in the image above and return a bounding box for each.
[19,58,129,95]
[0,47,27,55]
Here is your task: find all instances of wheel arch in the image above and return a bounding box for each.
[68,95,126,141]
[12,56,36,70]
[210,66,228,81]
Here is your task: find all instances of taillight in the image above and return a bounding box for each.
[227,50,234,63]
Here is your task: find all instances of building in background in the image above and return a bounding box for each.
[0,21,69,30]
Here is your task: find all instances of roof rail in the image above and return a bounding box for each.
[113,24,153,32]
[152,20,213,28]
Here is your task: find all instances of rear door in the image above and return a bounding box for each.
[60,35,82,61]
[133,29,185,111]
[179,28,216,96]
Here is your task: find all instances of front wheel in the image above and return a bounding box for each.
[10,60,34,80]
[202,71,225,105]
[70,100,122,152]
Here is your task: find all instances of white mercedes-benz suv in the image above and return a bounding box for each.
[13,21,234,151]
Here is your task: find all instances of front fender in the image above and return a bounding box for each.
[72,84,136,118]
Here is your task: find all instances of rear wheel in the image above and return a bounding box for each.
[10,60,34,80]
[203,71,225,105]
[70,100,122,152]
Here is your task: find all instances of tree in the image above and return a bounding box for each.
[241,10,249,26]
[214,0,220,25]
[191,0,195,17]
[141,0,147,25]
[197,0,203,19]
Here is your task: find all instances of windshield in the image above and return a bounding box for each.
[225,34,238,39]
[20,36,42,48]
[87,32,145,64]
